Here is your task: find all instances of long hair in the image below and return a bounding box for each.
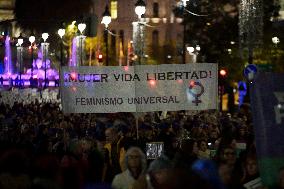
[124,147,147,173]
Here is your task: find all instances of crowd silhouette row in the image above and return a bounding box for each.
[0,100,283,189]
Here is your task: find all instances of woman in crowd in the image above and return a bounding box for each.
[112,147,147,189]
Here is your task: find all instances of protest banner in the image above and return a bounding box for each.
[60,64,218,113]
[250,72,284,188]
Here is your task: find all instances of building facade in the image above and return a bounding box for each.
[94,0,183,65]
[0,0,16,35]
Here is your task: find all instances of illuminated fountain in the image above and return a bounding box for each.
[1,47,59,87]
[4,36,12,75]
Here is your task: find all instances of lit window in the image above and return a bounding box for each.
[111,1,118,19]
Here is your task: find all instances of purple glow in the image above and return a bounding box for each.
[4,36,12,74]
[71,37,77,66]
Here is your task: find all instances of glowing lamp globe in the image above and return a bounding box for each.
[220,69,227,76]
[78,23,86,34]
[187,46,195,53]
[196,45,201,51]
[58,29,65,38]
[101,5,111,28]
[42,33,49,42]
[29,35,35,44]
[135,0,146,18]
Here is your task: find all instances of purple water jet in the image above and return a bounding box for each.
[4,36,12,74]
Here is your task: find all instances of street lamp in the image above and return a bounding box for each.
[135,0,146,19]
[29,35,35,79]
[272,36,280,47]
[134,0,146,65]
[41,32,49,88]
[78,22,86,66]
[101,5,111,66]
[58,28,65,66]
[186,45,200,63]
[17,34,23,87]
[181,0,189,64]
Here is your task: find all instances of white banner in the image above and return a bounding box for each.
[60,64,218,113]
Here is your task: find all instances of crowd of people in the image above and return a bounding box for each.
[0,99,283,189]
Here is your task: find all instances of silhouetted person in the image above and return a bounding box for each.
[0,76,3,86]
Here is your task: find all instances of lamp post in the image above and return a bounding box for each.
[181,0,189,64]
[17,34,23,87]
[42,32,49,88]
[78,22,86,66]
[134,0,146,65]
[186,45,201,63]
[29,35,35,78]
[101,5,111,66]
[58,28,65,67]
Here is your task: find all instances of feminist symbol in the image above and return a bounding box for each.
[188,81,205,106]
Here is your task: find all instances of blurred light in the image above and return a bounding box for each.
[167,55,172,59]
[277,104,282,109]
[144,54,149,58]
[228,49,232,54]
[272,36,280,45]
[206,22,211,26]
[124,66,129,71]
[181,0,189,6]
[42,33,49,42]
[149,80,156,87]
[58,29,65,38]
[187,46,195,53]
[230,41,235,45]
[196,45,201,51]
[177,79,183,84]
[78,23,86,34]
[101,5,112,28]
[189,80,195,87]
[17,35,23,46]
[233,89,237,93]
[220,69,227,76]
[71,72,77,80]
[29,35,35,43]
[135,0,146,18]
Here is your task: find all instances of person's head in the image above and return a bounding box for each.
[125,147,146,172]
[105,127,119,144]
[210,130,219,140]
[199,140,208,152]
[220,146,237,166]
[147,155,173,189]
[244,156,258,176]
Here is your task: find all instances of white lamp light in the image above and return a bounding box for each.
[272,36,280,45]
[42,33,49,42]
[135,0,146,18]
[58,28,65,38]
[101,5,112,28]
[187,46,195,53]
[196,45,201,51]
[29,35,35,44]
[78,23,86,34]
[181,0,189,7]
[18,37,23,46]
